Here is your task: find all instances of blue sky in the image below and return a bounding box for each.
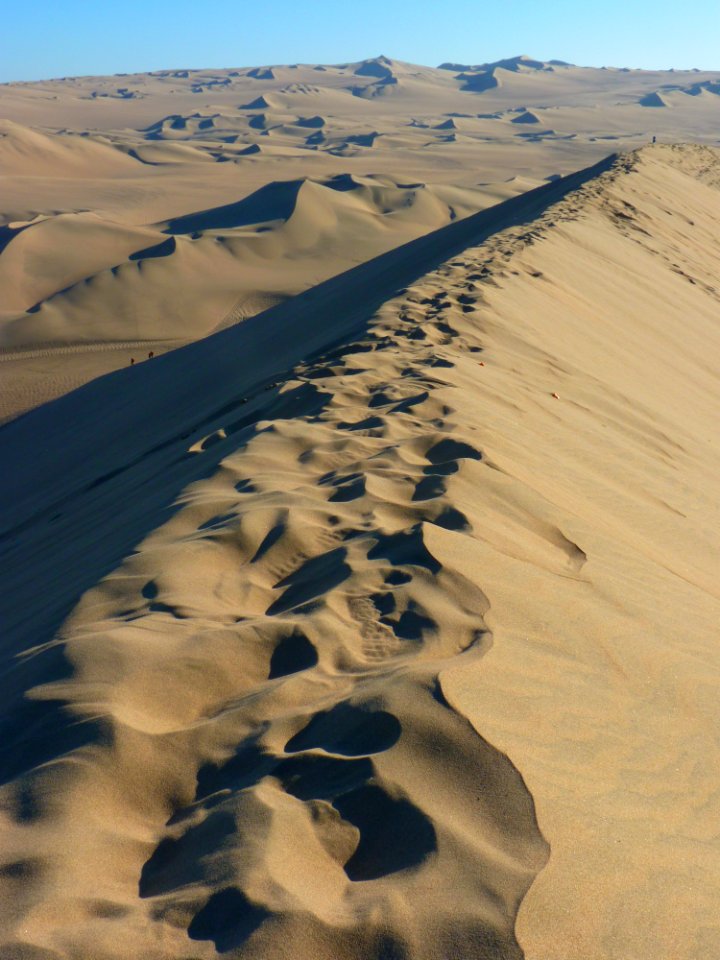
[2,0,718,83]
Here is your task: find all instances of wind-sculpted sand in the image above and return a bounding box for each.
[1,144,719,958]
[3,55,720,420]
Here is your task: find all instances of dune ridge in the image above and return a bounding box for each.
[4,55,720,421]
[1,144,720,959]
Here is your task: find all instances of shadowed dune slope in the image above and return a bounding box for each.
[1,145,720,960]
[162,179,306,233]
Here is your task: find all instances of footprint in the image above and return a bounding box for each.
[406,327,427,341]
[422,461,457,476]
[140,580,188,617]
[302,364,338,380]
[329,477,366,502]
[369,591,395,616]
[140,808,239,898]
[225,382,331,437]
[347,596,404,663]
[195,742,270,799]
[148,601,188,619]
[368,391,394,409]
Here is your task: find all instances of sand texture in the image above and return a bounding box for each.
[2,55,720,419]
[0,141,719,959]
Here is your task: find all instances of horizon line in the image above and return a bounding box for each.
[3,53,719,86]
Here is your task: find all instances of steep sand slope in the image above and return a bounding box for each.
[0,145,719,959]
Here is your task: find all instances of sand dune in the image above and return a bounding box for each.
[1,144,719,959]
[0,170,521,420]
[3,55,720,418]
[510,110,541,124]
[638,91,668,107]
[2,57,720,957]
[0,119,139,177]
[0,173,496,353]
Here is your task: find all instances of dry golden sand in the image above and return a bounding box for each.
[0,143,719,958]
[2,56,720,420]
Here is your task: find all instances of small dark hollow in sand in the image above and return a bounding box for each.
[430,506,472,531]
[368,391,394,408]
[141,580,158,600]
[266,547,351,615]
[381,605,437,641]
[426,438,482,464]
[188,886,271,952]
[277,754,374,801]
[412,475,446,501]
[368,526,441,574]
[384,570,412,586]
[334,785,437,880]
[195,744,271,799]
[371,592,396,616]
[286,702,402,757]
[251,522,285,562]
[198,511,237,531]
[234,479,257,494]
[337,415,385,432]
[422,460,458,476]
[148,601,187,619]
[128,235,176,261]
[268,631,318,679]
[325,473,366,502]
[390,391,429,414]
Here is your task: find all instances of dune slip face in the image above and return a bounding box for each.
[1,144,720,960]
